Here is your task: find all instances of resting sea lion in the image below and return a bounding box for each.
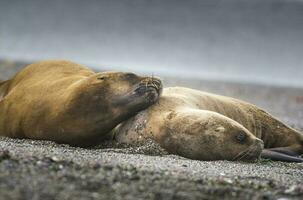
[114,87,303,162]
[0,60,162,146]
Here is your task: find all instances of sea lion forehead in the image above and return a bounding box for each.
[95,71,142,82]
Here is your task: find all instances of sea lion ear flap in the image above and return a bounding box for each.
[261,149,303,163]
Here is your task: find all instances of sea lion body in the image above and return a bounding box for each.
[114,87,303,161]
[0,61,162,146]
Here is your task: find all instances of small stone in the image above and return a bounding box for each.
[285,185,303,195]
[50,156,60,162]
[92,163,101,169]
[36,160,43,166]
[0,149,10,160]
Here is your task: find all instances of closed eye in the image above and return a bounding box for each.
[124,73,137,79]
[97,76,107,80]
[236,132,246,143]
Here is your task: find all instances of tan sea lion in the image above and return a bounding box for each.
[114,87,303,162]
[0,60,162,146]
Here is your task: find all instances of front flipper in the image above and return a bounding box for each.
[265,147,302,157]
[261,149,303,162]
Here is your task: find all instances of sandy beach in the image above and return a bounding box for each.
[0,60,302,199]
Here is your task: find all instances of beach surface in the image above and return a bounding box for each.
[0,61,302,200]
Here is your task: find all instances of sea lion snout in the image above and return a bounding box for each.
[249,139,264,159]
[234,138,264,161]
[135,77,163,99]
[255,138,264,147]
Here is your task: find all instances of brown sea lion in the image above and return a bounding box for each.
[0,60,162,146]
[114,87,303,162]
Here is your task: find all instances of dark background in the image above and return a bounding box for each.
[0,0,303,87]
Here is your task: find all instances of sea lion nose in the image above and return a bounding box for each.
[140,77,162,89]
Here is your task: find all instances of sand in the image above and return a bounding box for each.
[0,60,302,199]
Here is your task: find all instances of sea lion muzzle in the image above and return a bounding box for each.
[234,139,264,161]
[135,78,162,95]
[112,78,162,107]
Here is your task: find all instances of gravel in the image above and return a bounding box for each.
[0,60,302,199]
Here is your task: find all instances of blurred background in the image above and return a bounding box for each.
[0,0,303,87]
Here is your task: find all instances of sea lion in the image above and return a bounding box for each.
[0,60,162,146]
[114,87,303,162]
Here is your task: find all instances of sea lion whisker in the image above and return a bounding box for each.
[233,145,254,161]
[233,151,246,161]
[152,82,158,90]
[232,151,244,161]
[239,146,254,160]
[232,145,251,161]
[237,145,258,161]
[235,148,251,161]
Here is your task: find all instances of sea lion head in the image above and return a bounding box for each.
[162,110,264,161]
[67,71,162,136]
[197,115,264,162]
[212,126,264,162]
[95,72,163,112]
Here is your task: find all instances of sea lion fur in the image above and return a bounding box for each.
[0,60,162,146]
[114,87,303,162]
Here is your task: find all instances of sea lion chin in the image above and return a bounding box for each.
[0,60,162,146]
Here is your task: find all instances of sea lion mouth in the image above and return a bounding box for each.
[133,78,162,104]
[135,78,162,96]
[112,78,162,107]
